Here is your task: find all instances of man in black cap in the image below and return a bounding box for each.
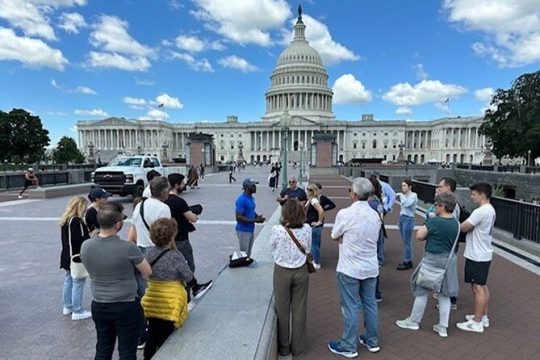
[235,178,265,257]
[86,187,113,234]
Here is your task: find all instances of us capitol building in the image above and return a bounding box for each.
[77,11,486,165]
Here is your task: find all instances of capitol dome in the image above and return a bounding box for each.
[263,10,334,123]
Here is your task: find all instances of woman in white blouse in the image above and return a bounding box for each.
[269,199,312,357]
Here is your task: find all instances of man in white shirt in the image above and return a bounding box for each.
[456,183,496,333]
[328,178,382,358]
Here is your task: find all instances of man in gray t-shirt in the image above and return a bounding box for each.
[81,202,151,360]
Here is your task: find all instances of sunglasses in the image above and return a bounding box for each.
[289,181,296,184]
[307,188,314,192]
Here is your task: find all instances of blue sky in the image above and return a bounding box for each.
[1,0,540,146]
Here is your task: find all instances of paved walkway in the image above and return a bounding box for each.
[295,174,540,360]
[1,168,539,359]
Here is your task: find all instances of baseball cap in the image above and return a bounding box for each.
[242,178,259,187]
[89,187,112,200]
[28,167,34,172]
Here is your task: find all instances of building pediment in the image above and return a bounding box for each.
[90,117,137,127]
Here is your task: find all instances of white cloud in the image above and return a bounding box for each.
[73,86,96,95]
[281,14,359,66]
[191,0,290,46]
[141,109,169,121]
[174,34,225,53]
[474,87,494,102]
[412,63,428,80]
[86,15,154,71]
[51,79,61,89]
[0,27,68,70]
[382,79,467,106]
[156,93,183,109]
[123,96,147,109]
[332,74,372,105]
[171,52,214,72]
[218,55,258,72]
[396,106,412,115]
[443,0,540,66]
[74,108,108,117]
[58,12,87,33]
[135,77,154,86]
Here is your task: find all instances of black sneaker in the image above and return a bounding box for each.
[193,280,214,300]
[396,261,413,270]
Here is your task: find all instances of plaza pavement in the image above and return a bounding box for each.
[1,167,539,359]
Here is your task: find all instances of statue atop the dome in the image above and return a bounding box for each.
[298,5,302,20]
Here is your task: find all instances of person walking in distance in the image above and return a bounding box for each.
[396,179,418,270]
[229,163,236,183]
[81,202,152,360]
[328,178,381,357]
[165,173,213,301]
[18,167,40,199]
[456,183,496,333]
[235,178,265,258]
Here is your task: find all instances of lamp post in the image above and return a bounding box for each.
[298,141,304,186]
[528,149,532,167]
[3,159,7,190]
[281,110,291,189]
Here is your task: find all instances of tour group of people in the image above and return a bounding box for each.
[59,166,496,359]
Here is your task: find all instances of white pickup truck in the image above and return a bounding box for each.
[91,155,166,198]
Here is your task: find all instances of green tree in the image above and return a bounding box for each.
[480,71,540,162]
[53,136,85,164]
[1,109,50,163]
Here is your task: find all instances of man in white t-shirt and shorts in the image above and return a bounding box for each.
[456,183,496,333]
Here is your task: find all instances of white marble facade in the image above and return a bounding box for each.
[77,14,487,165]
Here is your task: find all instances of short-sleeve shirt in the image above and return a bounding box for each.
[132,198,171,247]
[164,194,191,242]
[425,217,459,254]
[464,204,496,261]
[235,192,256,233]
[279,187,307,203]
[81,235,144,303]
[305,198,321,224]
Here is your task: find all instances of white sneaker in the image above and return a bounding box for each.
[313,262,321,270]
[71,310,92,320]
[62,307,72,315]
[456,319,484,333]
[432,323,448,338]
[18,195,23,199]
[396,317,420,330]
[465,314,490,328]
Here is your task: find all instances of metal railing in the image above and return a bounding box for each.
[412,180,436,204]
[491,197,540,243]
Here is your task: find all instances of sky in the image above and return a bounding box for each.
[1,0,540,147]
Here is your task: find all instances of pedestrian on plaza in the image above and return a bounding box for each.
[269,199,312,357]
[268,163,279,192]
[81,202,152,360]
[141,218,193,360]
[328,178,381,358]
[426,177,462,310]
[187,165,199,189]
[305,183,324,270]
[368,177,385,302]
[229,163,236,183]
[59,196,92,320]
[18,167,40,199]
[199,163,205,180]
[396,179,418,270]
[456,183,496,333]
[85,187,112,235]
[396,193,460,338]
[142,170,161,198]
[165,173,213,300]
[129,176,171,349]
[370,171,396,215]
[276,176,307,207]
[235,178,265,257]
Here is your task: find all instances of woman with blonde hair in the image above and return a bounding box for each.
[269,199,312,357]
[59,196,91,320]
[305,183,324,269]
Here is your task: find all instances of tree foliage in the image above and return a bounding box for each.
[53,136,85,164]
[0,109,50,163]
[480,71,540,161]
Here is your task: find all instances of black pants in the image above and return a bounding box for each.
[143,318,175,360]
[91,300,140,360]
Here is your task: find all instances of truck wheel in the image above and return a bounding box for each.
[134,183,144,198]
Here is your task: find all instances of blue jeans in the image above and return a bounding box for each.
[376,228,385,266]
[63,271,86,314]
[399,215,415,262]
[310,225,323,264]
[91,300,140,360]
[336,272,378,351]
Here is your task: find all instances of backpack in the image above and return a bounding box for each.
[228,251,254,268]
[458,203,470,243]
